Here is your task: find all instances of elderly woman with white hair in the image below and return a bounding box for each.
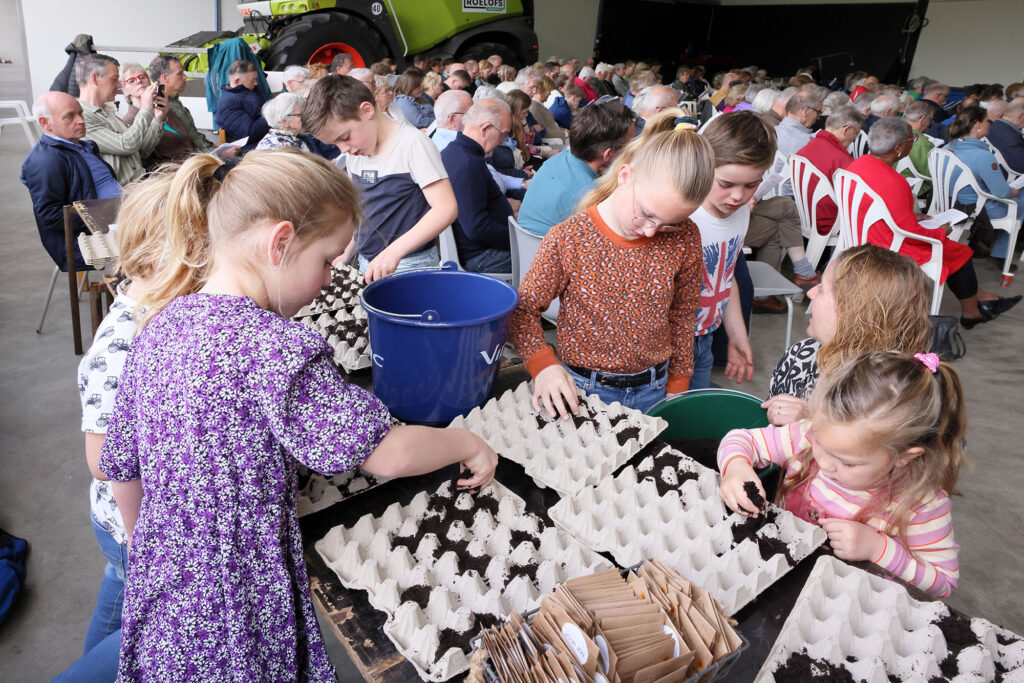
[574,66,598,104]
[846,116,1019,327]
[281,65,309,94]
[256,93,309,151]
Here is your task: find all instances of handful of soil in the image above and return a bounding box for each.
[743,480,768,515]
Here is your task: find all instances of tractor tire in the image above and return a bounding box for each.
[262,11,387,71]
[457,41,521,69]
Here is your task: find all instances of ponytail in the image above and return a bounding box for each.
[137,154,222,326]
[576,108,714,212]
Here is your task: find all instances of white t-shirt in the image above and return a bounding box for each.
[338,122,447,260]
[690,205,750,337]
[78,291,137,546]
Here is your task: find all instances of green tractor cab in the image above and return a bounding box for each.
[234,0,538,71]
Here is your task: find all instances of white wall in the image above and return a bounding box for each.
[21,0,243,99]
[911,0,1024,86]
[0,0,27,65]
[534,0,600,63]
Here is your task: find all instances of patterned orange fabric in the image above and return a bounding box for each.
[508,205,702,393]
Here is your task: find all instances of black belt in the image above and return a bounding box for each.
[566,361,669,389]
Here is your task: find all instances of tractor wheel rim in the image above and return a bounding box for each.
[309,42,365,68]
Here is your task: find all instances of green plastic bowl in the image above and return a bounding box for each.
[648,388,779,490]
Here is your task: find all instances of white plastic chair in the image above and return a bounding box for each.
[832,168,945,314]
[438,226,513,283]
[928,147,1019,279]
[676,101,700,117]
[983,137,1021,182]
[748,260,803,351]
[895,155,930,211]
[789,155,840,270]
[507,217,558,323]
[759,151,791,201]
[0,100,39,147]
[847,129,869,159]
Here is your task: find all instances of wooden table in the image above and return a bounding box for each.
[299,362,895,681]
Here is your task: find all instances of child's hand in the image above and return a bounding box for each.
[364,248,402,283]
[719,458,763,517]
[531,365,579,419]
[762,395,808,426]
[456,434,498,490]
[819,518,885,562]
[724,336,754,384]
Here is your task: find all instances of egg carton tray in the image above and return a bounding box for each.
[294,263,364,317]
[78,232,119,268]
[447,381,667,497]
[548,443,827,616]
[296,305,370,372]
[754,555,1024,682]
[296,466,388,517]
[314,479,613,681]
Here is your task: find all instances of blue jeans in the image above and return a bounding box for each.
[691,333,716,390]
[358,245,440,273]
[564,362,668,414]
[51,630,120,683]
[463,247,511,274]
[84,515,126,654]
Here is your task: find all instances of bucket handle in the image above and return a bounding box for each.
[361,262,458,321]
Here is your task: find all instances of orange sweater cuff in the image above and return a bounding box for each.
[525,346,559,378]
[666,374,691,394]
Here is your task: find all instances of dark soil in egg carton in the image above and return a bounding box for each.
[665,437,723,470]
[743,480,769,512]
[437,612,504,657]
[932,611,980,679]
[730,507,797,565]
[635,447,700,497]
[533,403,643,447]
[773,650,857,682]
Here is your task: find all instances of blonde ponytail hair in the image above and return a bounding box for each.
[115,169,177,282]
[138,148,361,326]
[576,108,714,212]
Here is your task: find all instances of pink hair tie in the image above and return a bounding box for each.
[914,352,940,374]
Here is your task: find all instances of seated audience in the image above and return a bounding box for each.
[765,245,931,416]
[623,70,658,110]
[987,97,1024,174]
[440,99,515,272]
[945,105,1024,266]
[794,106,864,235]
[331,53,354,76]
[901,100,936,198]
[763,87,796,128]
[709,71,743,109]
[575,66,599,105]
[125,57,210,167]
[775,91,823,195]
[216,60,270,144]
[446,69,473,93]
[633,86,678,133]
[518,68,566,142]
[722,84,751,112]
[822,91,851,116]
[349,68,377,94]
[393,68,435,128]
[374,74,405,122]
[752,88,780,122]
[76,54,163,185]
[305,62,328,80]
[21,91,121,269]
[921,83,951,141]
[117,63,165,166]
[847,117,1019,327]
[848,74,879,100]
[612,63,630,96]
[281,65,309,94]
[421,71,443,106]
[519,101,636,235]
[256,93,309,151]
[852,92,877,117]
[863,93,899,133]
[593,63,617,98]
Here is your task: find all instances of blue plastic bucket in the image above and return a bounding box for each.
[360,263,519,423]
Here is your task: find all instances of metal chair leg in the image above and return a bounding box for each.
[36,265,60,334]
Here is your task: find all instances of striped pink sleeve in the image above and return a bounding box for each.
[873,492,959,598]
[716,421,811,475]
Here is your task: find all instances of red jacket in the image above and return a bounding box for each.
[796,130,854,235]
[847,155,971,283]
[575,77,598,104]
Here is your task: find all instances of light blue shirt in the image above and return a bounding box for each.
[945,137,1021,220]
[430,127,524,193]
[775,117,813,196]
[518,148,598,235]
[47,133,122,199]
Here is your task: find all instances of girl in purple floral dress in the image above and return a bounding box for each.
[98,148,497,682]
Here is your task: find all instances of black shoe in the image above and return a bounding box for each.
[960,314,990,330]
[979,295,1022,317]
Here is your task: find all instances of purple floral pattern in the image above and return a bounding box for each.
[99,294,392,681]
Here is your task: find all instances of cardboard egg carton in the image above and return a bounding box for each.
[448,382,667,497]
[297,305,371,372]
[296,466,387,517]
[549,444,827,616]
[314,479,613,681]
[754,555,1024,682]
[294,264,364,317]
[77,232,119,268]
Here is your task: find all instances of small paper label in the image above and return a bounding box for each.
[561,623,589,664]
[663,624,681,658]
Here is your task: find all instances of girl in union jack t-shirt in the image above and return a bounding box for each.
[689,112,778,389]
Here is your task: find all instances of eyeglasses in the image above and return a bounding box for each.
[285,112,303,118]
[631,186,686,232]
[807,107,822,116]
[121,74,150,86]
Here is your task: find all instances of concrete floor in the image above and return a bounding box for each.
[1,66,1022,680]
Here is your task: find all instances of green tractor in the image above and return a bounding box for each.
[177,0,539,73]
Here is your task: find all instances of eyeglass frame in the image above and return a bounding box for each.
[631,185,687,233]
[121,73,151,87]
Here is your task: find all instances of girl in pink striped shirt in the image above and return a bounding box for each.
[718,351,966,597]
